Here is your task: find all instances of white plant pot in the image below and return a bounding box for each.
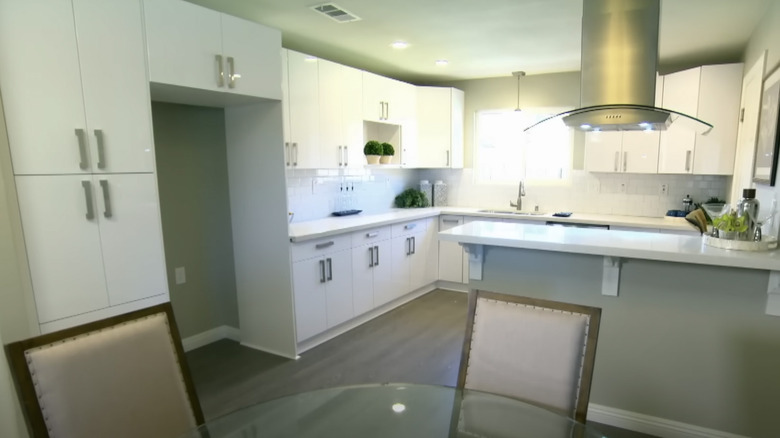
[365,155,381,165]
[380,155,393,164]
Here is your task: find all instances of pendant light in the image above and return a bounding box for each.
[512,71,526,112]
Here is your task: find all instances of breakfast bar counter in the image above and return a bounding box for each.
[438,220,780,437]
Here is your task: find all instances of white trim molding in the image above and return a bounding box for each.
[182,325,240,352]
[588,404,749,438]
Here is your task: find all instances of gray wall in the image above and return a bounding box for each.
[473,247,780,437]
[152,102,239,338]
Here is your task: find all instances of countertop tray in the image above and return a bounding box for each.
[332,210,362,217]
[703,235,777,251]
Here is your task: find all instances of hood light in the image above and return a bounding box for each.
[580,124,592,130]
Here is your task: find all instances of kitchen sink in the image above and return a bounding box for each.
[477,209,546,216]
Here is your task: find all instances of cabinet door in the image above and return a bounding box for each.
[95,174,167,306]
[0,0,90,175]
[144,0,223,92]
[281,49,293,167]
[584,132,622,172]
[292,258,328,342]
[74,0,155,174]
[221,14,282,100]
[371,239,394,309]
[15,176,109,323]
[286,51,320,168]
[318,59,345,168]
[383,236,411,306]
[362,72,387,122]
[658,67,700,174]
[342,65,365,168]
[693,63,743,175]
[351,244,375,315]
[622,131,659,173]
[439,216,464,283]
[417,87,452,168]
[324,250,353,328]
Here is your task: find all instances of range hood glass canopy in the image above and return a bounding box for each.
[526,0,713,134]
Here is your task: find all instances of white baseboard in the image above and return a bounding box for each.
[182,325,240,352]
[588,404,749,438]
[436,280,469,293]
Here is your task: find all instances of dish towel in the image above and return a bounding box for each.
[685,208,708,235]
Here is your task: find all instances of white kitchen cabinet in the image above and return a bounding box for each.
[416,87,465,168]
[411,219,439,290]
[144,0,282,100]
[0,0,154,175]
[319,59,364,168]
[362,72,415,124]
[283,50,320,169]
[584,130,659,173]
[385,218,436,306]
[438,215,466,283]
[291,236,354,342]
[14,174,167,324]
[351,227,392,315]
[658,63,743,175]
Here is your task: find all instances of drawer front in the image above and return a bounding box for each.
[439,215,464,231]
[291,234,351,262]
[392,219,429,238]
[351,226,391,247]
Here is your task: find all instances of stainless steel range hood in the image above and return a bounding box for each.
[525,0,712,133]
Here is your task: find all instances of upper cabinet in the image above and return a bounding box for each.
[0,0,154,175]
[282,50,320,169]
[584,131,660,173]
[658,63,743,175]
[144,0,282,102]
[416,87,465,168]
[362,72,416,124]
[319,59,364,168]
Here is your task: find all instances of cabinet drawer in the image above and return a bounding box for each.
[392,219,428,237]
[439,215,464,230]
[351,226,391,246]
[291,234,351,262]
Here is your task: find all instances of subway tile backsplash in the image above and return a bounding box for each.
[287,168,729,222]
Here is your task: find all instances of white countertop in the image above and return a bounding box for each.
[438,221,780,271]
[288,207,695,242]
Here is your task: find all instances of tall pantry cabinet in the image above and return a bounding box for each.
[0,0,168,332]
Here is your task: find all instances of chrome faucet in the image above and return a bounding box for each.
[509,180,526,211]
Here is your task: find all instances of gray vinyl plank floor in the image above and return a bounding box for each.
[185,289,657,438]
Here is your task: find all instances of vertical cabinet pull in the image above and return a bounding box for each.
[99,180,112,218]
[623,152,627,172]
[378,102,384,120]
[369,247,374,267]
[411,236,416,254]
[215,54,225,87]
[613,151,619,172]
[227,56,236,88]
[374,245,379,266]
[384,102,390,120]
[446,150,450,167]
[81,180,94,220]
[405,237,410,255]
[285,142,290,167]
[685,150,692,172]
[75,129,89,170]
[338,146,343,166]
[319,260,326,283]
[94,129,106,169]
[344,146,348,167]
[326,258,333,281]
[293,142,298,166]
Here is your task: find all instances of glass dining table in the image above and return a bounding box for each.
[182,383,607,437]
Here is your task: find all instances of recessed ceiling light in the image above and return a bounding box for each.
[391,41,409,49]
[435,60,448,66]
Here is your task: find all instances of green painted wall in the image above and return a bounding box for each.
[152,102,239,338]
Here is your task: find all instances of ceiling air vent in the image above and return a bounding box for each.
[311,3,361,23]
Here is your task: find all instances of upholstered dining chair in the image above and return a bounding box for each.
[5,303,204,438]
[457,289,601,424]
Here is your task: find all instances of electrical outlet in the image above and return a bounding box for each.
[659,184,669,196]
[618,183,626,193]
[175,267,186,285]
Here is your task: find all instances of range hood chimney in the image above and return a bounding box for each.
[526,0,712,133]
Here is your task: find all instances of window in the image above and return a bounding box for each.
[474,108,572,184]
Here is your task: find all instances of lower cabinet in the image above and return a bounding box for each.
[438,215,466,283]
[386,218,437,307]
[351,227,393,316]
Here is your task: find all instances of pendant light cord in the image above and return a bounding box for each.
[512,71,525,112]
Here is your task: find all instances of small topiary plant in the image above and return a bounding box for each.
[381,142,395,156]
[364,140,382,155]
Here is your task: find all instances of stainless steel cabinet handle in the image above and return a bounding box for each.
[315,241,334,249]
[378,102,383,120]
[75,129,89,170]
[326,258,333,281]
[685,150,692,172]
[94,129,105,169]
[81,180,94,220]
[99,179,112,218]
[369,247,374,267]
[385,102,390,120]
[623,152,627,172]
[215,54,225,87]
[446,150,450,167]
[374,245,379,266]
[406,237,410,255]
[411,236,416,254]
[344,145,348,167]
[404,223,417,230]
[366,232,379,238]
[227,56,236,88]
[442,219,460,223]
[319,260,326,283]
[338,145,343,166]
[614,151,619,172]
[293,142,298,166]
[285,142,290,167]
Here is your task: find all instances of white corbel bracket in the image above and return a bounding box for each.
[602,256,622,296]
[461,243,484,281]
[766,271,780,316]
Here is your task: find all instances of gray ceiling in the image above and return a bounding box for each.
[184,0,771,84]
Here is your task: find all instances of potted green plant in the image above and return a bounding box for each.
[380,142,395,164]
[364,140,382,164]
[712,209,748,240]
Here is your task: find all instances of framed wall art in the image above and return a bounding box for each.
[753,64,780,185]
